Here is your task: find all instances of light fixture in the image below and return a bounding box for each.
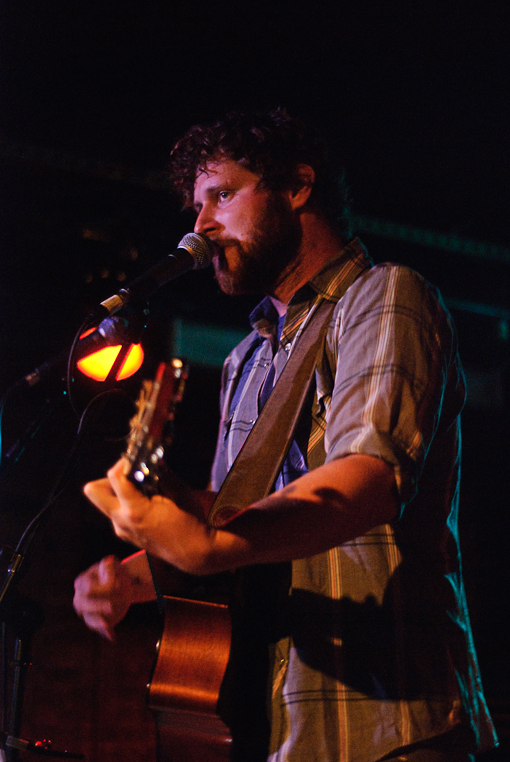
[75,327,144,381]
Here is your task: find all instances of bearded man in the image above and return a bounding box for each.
[74,109,497,762]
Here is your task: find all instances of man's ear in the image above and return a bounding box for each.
[287,164,315,210]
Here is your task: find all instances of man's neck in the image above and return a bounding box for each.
[271,212,345,307]
[269,296,288,317]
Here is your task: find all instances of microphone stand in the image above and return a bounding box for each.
[0,316,142,761]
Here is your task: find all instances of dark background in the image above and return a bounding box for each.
[0,1,509,759]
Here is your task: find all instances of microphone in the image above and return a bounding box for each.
[93,232,213,318]
[8,234,212,391]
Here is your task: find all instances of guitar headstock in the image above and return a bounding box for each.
[125,359,188,496]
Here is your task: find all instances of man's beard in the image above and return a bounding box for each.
[213,193,302,297]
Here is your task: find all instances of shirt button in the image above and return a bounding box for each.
[284,343,291,352]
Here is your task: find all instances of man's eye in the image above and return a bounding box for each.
[218,191,231,202]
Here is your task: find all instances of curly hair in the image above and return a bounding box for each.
[168,108,352,238]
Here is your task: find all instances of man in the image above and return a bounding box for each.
[74,109,497,761]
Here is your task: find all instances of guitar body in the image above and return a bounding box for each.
[148,595,233,762]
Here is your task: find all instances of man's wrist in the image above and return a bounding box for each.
[120,551,157,603]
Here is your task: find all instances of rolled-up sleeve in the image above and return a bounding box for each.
[325,263,465,507]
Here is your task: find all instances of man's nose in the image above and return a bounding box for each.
[194,205,220,236]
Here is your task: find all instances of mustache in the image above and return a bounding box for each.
[210,237,237,250]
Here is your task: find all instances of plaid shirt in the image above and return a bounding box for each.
[210,239,496,761]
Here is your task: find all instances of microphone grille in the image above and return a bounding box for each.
[178,233,213,269]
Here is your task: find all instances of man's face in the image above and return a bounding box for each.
[192,159,302,296]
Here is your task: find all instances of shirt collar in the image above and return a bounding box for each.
[249,238,372,337]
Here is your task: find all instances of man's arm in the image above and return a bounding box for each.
[83,453,398,577]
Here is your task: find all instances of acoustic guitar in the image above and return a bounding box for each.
[124,360,233,762]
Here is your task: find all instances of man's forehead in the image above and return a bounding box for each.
[194,161,222,184]
[193,159,259,196]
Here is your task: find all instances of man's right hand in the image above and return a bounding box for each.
[73,555,141,641]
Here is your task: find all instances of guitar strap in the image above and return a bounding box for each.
[207,297,336,528]
[148,298,336,602]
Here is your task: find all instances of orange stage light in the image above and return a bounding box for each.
[76,344,144,382]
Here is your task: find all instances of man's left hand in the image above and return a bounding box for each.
[83,459,216,574]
